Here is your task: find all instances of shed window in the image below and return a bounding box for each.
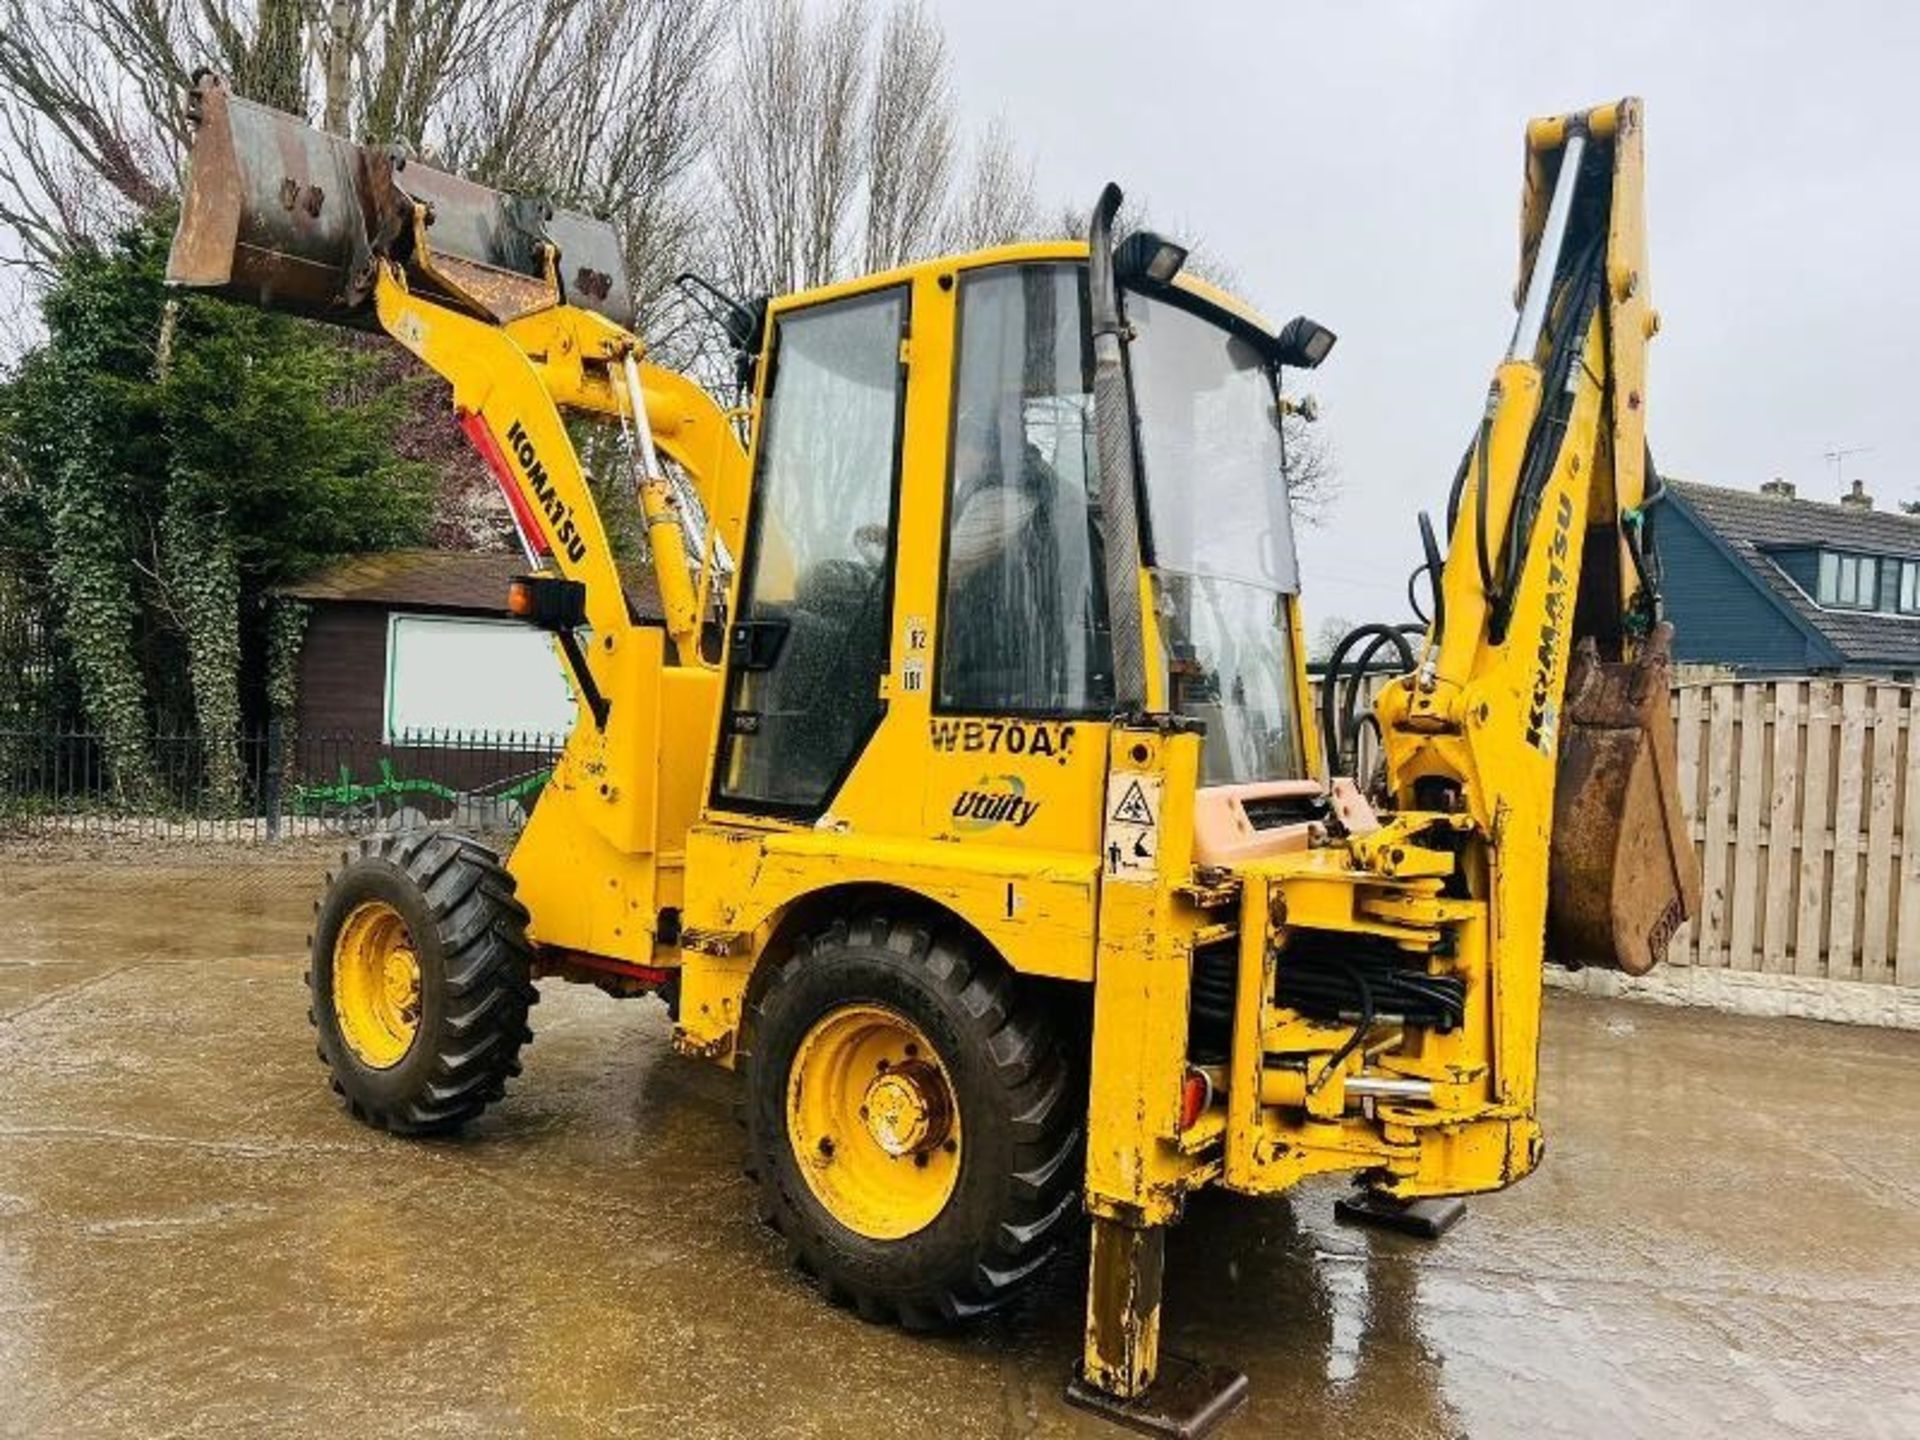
[386,615,575,742]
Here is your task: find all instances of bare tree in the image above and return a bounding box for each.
[716,0,868,298]
[0,4,175,267]
[942,116,1039,253]
[1311,613,1356,663]
[1281,412,1336,526]
[860,0,952,273]
[715,0,1044,301]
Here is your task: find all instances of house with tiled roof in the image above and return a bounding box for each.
[1657,478,1920,677]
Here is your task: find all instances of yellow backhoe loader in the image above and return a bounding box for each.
[169,74,1696,1435]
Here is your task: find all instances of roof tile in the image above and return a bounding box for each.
[275,549,664,618]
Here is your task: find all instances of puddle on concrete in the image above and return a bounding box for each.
[2,858,1916,1436]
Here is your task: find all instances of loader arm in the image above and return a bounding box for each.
[166,72,750,669]
[369,269,750,661]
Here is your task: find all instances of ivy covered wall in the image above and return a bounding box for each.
[0,216,435,798]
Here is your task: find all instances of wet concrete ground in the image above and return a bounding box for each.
[2,853,1917,1438]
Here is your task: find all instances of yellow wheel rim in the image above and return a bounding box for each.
[331,900,423,1070]
[786,1004,963,1241]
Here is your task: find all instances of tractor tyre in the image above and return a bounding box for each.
[306,828,536,1135]
[742,912,1081,1329]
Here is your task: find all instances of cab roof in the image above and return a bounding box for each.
[773,239,1279,346]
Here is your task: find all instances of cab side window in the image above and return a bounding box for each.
[717,288,907,812]
[938,265,1112,714]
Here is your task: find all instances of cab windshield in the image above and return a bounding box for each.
[1126,289,1306,785]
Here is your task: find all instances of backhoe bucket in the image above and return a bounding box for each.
[166,72,631,330]
[1547,623,1699,974]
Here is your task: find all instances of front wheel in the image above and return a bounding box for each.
[742,913,1081,1329]
[307,829,536,1134]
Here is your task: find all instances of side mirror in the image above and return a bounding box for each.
[1274,315,1337,369]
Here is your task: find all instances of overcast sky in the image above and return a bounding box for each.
[939,0,1919,625]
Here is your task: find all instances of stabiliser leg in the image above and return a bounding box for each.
[1065,1216,1249,1438]
[1333,1187,1468,1240]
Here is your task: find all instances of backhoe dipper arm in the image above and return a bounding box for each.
[1376,96,1695,1005]
[1394,102,1634,743]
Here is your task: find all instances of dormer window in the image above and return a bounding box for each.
[1817,551,1876,608]
[1815,551,1920,614]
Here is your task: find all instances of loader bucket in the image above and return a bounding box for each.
[1546,623,1699,974]
[167,72,632,331]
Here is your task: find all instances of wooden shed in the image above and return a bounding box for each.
[276,550,571,740]
[272,550,658,820]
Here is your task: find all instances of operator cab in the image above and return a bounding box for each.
[712,241,1333,863]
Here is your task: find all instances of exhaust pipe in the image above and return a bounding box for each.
[1087,182,1148,715]
[167,72,632,331]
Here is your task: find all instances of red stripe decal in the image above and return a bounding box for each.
[459,409,549,559]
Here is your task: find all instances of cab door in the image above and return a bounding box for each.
[711,286,910,818]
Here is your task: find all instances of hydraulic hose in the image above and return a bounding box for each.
[1490,231,1606,642]
[1623,442,1671,625]
[1472,409,1498,609]
[1406,564,1432,627]
[1308,959,1373,1096]
[1415,510,1446,642]
[1318,622,1419,778]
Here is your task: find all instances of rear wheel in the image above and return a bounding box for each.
[307,829,536,1134]
[742,912,1081,1328]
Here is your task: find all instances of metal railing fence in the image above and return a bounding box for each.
[0,726,561,842]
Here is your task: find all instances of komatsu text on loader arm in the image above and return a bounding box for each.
[168,74,1696,1435]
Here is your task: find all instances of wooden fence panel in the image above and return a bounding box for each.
[1861,688,1902,983]
[1762,681,1800,973]
[1793,680,1835,978]
[1828,682,1870,983]
[1669,676,1920,989]
[1899,690,1920,989]
[1670,684,1705,966]
[1728,685,1767,970]
[1699,684,1737,967]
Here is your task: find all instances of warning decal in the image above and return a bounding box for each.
[1110,779,1155,826]
[1103,772,1162,884]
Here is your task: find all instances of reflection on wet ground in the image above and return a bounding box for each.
[2,855,1916,1436]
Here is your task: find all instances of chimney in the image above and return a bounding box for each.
[1759,476,1796,500]
[1841,478,1874,512]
